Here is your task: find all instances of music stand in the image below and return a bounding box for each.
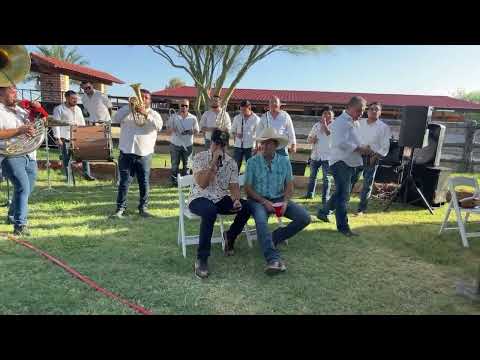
[383,147,434,214]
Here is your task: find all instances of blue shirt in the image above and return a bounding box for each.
[245,153,293,200]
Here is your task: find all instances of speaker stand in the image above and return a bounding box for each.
[384,148,434,214]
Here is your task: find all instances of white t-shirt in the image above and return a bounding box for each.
[354,118,391,157]
[168,112,199,148]
[257,110,296,146]
[0,103,36,162]
[309,122,332,161]
[52,103,86,140]
[200,110,231,140]
[81,90,112,123]
[231,112,260,149]
[112,105,163,156]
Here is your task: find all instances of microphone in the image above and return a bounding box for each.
[217,154,223,168]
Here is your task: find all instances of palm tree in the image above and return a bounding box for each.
[26,45,90,86]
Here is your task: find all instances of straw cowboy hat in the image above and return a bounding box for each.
[256,127,289,149]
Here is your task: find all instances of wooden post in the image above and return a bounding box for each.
[463,119,475,172]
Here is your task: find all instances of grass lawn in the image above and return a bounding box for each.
[1,166,480,315]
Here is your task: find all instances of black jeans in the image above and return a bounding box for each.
[189,196,250,261]
[170,144,192,184]
[116,151,152,211]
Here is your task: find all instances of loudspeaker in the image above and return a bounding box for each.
[413,123,446,167]
[399,106,433,148]
[375,165,402,184]
[379,139,403,166]
[401,165,452,207]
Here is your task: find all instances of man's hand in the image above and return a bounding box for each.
[262,200,275,213]
[231,199,242,212]
[18,124,35,138]
[135,104,148,117]
[280,201,288,216]
[30,101,41,109]
[290,143,297,153]
[211,148,223,164]
[355,146,371,155]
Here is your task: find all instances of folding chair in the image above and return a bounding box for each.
[439,176,480,248]
[176,174,255,258]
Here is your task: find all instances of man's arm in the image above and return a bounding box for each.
[112,105,130,125]
[286,114,297,152]
[244,184,275,213]
[0,126,34,139]
[194,149,222,189]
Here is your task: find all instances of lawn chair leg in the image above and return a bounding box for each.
[454,206,470,248]
[439,202,453,234]
[465,212,471,224]
[68,159,76,187]
[179,211,187,258]
[219,216,225,251]
[245,224,253,248]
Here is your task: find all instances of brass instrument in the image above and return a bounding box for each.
[128,83,147,127]
[0,45,46,157]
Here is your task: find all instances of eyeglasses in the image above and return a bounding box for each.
[180,104,189,107]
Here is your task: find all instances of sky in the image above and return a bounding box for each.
[23,45,480,98]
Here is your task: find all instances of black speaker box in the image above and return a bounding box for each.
[400,165,452,207]
[399,106,433,148]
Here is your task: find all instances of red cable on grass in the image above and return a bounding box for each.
[7,235,153,315]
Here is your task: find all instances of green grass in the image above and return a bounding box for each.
[1,169,480,314]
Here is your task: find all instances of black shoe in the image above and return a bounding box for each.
[110,209,125,219]
[84,174,96,181]
[223,231,235,256]
[340,229,359,237]
[194,259,209,279]
[316,212,330,223]
[139,209,154,218]
[13,225,30,237]
[264,260,287,275]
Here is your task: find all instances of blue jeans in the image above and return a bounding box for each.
[116,151,152,211]
[170,144,192,184]
[233,147,252,172]
[247,198,310,263]
[1,156,37,228]
[306,159,331,204]
[319,161,355,233]
[189,196,251,261]
[60,140,91,181]
[351,165,378,212]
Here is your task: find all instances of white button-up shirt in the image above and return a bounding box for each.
[112,105,163,156]
[257,110,296,146]
[0,103,36,162]
[52,103,86,140]
[200,110,231,140]
[309,121,331,161]
[355,118,391,157]
[329,111,363,168]
[168,112,199,148]
[81,90,112,123]
[231,112,260,149]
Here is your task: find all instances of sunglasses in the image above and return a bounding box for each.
[83,86,92,91]
[180,104,189,107]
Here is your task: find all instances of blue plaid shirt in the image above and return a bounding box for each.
[245,153,293,200]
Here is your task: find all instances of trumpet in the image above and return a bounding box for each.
[128,83,147,127]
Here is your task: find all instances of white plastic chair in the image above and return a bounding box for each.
[177,173,255,257]
[439,176,480,248]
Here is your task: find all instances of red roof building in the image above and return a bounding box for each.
[153,86,480,121]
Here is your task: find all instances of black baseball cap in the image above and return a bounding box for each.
[211,129,229,147]
[240,100,251,107]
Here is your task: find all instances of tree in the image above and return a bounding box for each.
[166,77,186,89]
[26,45,90,86]
[149,45,330,117]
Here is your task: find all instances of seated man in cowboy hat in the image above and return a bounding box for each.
[244,128,311,275]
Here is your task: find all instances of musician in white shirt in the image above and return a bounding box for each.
[351,102,391,215]
[0,85,46,236]
[110,89,163,219]
[256,96,296,156]
[303,106,334,214]
[200,95,231,149]
[230,100,259,171]
[53,90,95,182]
[80,81,112,124]
[166,99,199,186]
[317,96,372,237]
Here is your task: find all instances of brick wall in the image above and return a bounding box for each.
[40,73,70,103]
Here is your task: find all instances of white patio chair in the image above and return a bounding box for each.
[439,176,480,248]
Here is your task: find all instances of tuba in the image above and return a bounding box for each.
[0,45,46,157]
[128,83,147,127]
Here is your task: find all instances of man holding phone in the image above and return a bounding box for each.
[188,129,251,279]
[166,99,199,186]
